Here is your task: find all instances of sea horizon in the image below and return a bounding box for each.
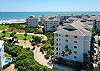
[0,11,100,21]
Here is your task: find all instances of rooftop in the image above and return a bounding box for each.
[55,21,91,36]
[26,15,38,19]
[45,17,60,21]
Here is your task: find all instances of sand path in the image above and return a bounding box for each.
[33,44,53,69]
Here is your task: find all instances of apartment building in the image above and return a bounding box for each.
[44,17,60,32]
[0,40,5,70]
[54,23,91,62]
[26,16,38,27]
[96,20,100,31]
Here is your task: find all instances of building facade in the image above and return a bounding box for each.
[44,17,60,32]
[0,40,5,70]
[54,24,91,62]
[96,20,100,31]
[26,16,38,27]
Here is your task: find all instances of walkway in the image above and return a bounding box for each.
[15,40,33,48]
[33,44,53,69]
[3,64,17,71]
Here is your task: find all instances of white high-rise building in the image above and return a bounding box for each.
[0,40,5,70]
[54,23,91,62]
[26,16,38,27]
[44,17,60,32]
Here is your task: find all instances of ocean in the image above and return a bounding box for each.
[0,12,100,21]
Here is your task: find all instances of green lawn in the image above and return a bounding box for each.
[15,34,32,40]
[0,24,9,30]
[15,34,47,41]
[0,32,11,38]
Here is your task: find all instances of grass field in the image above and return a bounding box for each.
[0,24,9,30]
[0,32,11,38]
[15,34,32,40]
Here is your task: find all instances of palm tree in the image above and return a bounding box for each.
[2,30,5,38]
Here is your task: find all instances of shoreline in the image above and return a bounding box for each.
[0,19,26,24]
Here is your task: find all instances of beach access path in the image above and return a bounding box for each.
[33,44,53,69]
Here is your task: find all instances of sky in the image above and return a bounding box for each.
[0,0,100,12]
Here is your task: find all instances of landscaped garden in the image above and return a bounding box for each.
[4,42,55,71]
[0,32,11,38]
[40,32,54,59]
[0,24,9,30]
[15,34,32,40]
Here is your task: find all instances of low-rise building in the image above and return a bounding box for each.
[0,40,5,70]
[26,16,38,27]
[54,23,91,63]
[44,17,60,32]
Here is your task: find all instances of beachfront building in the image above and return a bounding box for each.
[54,23,91,63]
[39,16,46,26]
[0,40,5,70]
[95,20,100,31]
[44,17,60,32]
[26,16,38,27]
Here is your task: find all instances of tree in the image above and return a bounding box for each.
[10,32,16,37]
[32,35,42,43]
[24,32,27,43]
[2,30,6,37]
[5,42,54,71]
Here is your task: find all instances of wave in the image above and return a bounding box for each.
[0,19,26,24]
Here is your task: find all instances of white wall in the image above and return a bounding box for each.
[54,32,90,62]
[44,21,60,32]
[27,18,38,27]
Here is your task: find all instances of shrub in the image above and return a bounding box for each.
[5,43,54,71]
[44,55,49,59]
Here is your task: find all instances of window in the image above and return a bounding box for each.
[59,48,60,50]
[66,54,68,56]
[55,33,58,37]
[74,41,77,43]
[74,56,77,58]
[56,39,58,41]
[56,43,58,46]
[74,51,77,54]
[66,35,68,37]
[56,52,58,55]
[56,48,58,51]
[59,53,60,55]
[74,46,77,48]
[66,39,68,42]
[59,43,60,45]
[65,45,68,48]
[59,34,60,36]
[74,36,77,38]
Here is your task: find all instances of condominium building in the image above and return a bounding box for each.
[96,20,100,31]
[0,40,5,70]
[26,16,38,27]
[54,23,91,62]
[44,17,60,32]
